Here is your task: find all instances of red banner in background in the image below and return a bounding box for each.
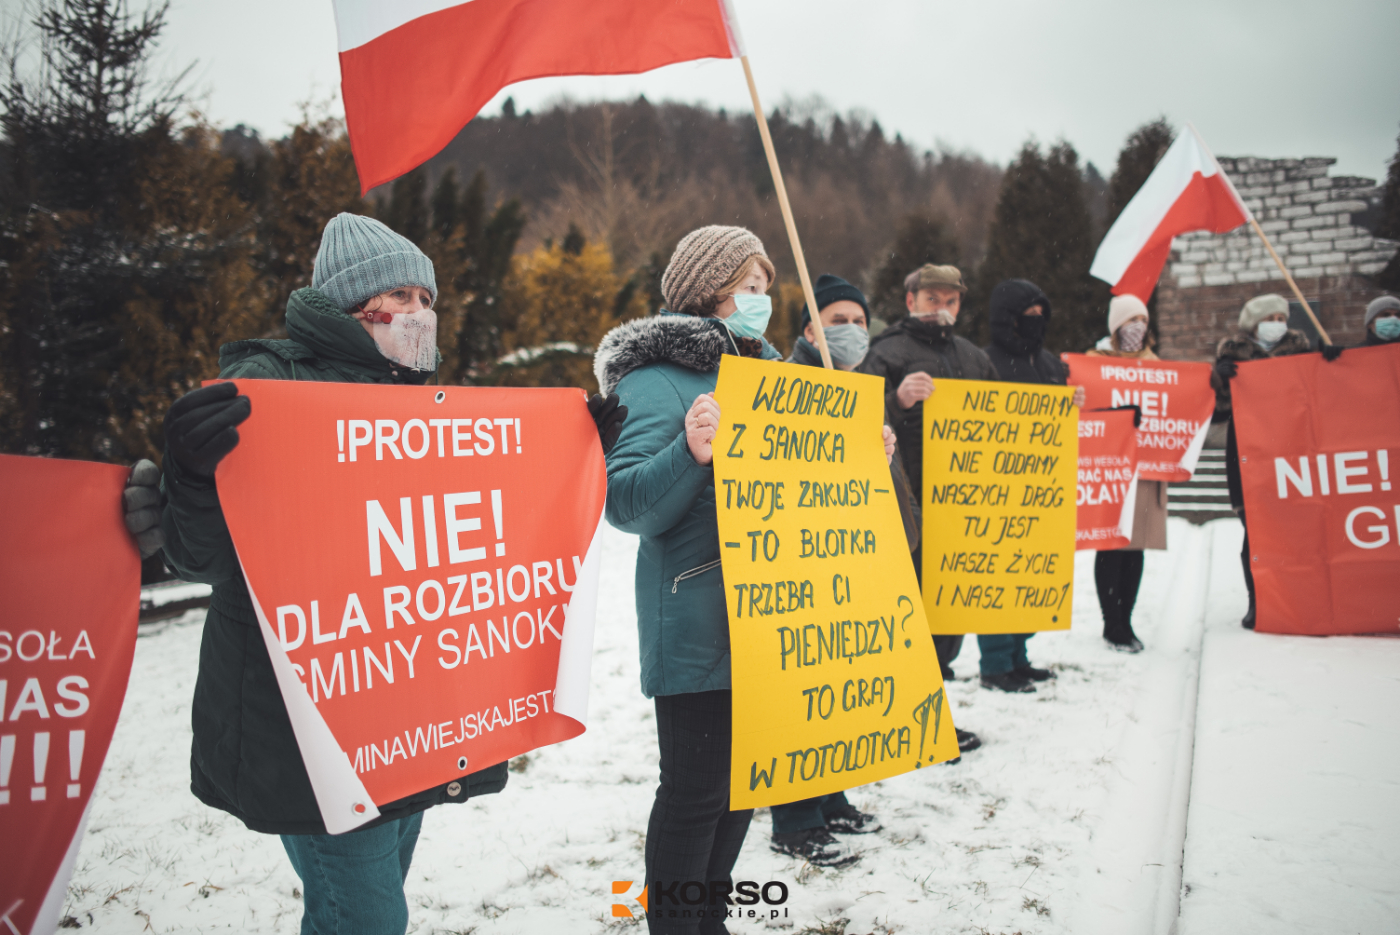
[1063,354,1215,482]
[1234,345,1400,636]
[1076,410,1140,551]
[216,381,607,833]
[0,455,140,935]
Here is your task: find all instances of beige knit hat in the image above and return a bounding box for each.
[1239,293,1289,332]
[1107,294,1149,335]
[661,225,767,314]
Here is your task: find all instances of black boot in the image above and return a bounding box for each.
[1242,592,1256,630]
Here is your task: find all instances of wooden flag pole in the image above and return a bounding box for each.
[1247,216,1332,345]
[740,56,833,369]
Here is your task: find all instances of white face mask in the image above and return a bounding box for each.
[1255,320,1288,346]
[367,308,438,371]
[915,309,956,327]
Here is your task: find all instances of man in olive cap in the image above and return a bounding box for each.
[858,263,996,755]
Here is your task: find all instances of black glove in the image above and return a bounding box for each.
[1213,357,1238,382]
[587,393,628,455]
[124,460,165,559]
[1320,343,1344,362]
[164,381,252,478]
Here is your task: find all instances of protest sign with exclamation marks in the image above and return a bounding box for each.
[0,734,12,805]
[0,730,84,804]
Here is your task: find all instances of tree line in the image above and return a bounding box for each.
[4,0,1397,466]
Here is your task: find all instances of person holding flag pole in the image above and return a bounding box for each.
[331,0,859,929]
[1088,123,1347,633]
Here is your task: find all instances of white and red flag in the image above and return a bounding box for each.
[1089,125,1250,302]
[333,0,744,193]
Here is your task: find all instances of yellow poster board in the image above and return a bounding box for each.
[714,355,959,810]
[921,378,1078,635]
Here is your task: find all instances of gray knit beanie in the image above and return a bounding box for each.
[1239,293,1289,333]
[661,225,767,315]
[1365,295,1400,326]
[312,213,437,311]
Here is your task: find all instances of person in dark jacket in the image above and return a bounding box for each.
[979,279,1085,693]
[857,265,993,736]
[595,226,786,934]
[763,275,888,867]
[1362,295,1400,346]
[1211,293,1319,629]
[160,214,507,935]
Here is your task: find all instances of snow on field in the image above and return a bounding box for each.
[58,518,1398,934]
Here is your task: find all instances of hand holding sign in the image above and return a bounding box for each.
[713,357,958,811]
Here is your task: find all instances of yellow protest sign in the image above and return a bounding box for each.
[713,355,959,810]
[921,378,1078,635]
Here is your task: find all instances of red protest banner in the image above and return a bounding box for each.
[1234,344,1400,636]
[215,381,606,833]
[1063,354,1214,482]
[1076,410,1140,551]
[0,455,140,935]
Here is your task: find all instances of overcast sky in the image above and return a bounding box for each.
[139,0,1400,181]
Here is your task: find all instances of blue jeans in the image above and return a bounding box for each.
[978,633,1033,676]
[281,812,423,935]
[770,791,850,834]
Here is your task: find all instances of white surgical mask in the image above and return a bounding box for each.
[914,309,956,327]
[1255,320,1288,347]
[367,308,438,371]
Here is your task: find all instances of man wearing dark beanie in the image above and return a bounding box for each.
[789,274,872,370]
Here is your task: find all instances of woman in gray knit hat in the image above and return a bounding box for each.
[157,213,506,935]
[594,225,785,933]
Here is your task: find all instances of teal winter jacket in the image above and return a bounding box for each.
[593,313,781,697]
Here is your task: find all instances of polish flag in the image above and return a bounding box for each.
[1089,125,1250,302]
[333,0,744,193]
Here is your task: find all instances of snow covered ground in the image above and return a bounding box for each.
[59,518,1400,934]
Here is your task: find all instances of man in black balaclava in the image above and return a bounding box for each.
[979,279,1084,692]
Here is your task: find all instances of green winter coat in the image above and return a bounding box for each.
[161,287,507,835]
[593,313,780,698]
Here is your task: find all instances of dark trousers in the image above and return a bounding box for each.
[914,543,964,678]
[646,690,753,935]
[1094,549,1145,636]
[1239,512,1255,601]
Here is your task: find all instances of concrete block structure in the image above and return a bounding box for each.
[1154,156,1398,360]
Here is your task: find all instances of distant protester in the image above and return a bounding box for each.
[159,213,507,935]
[1363,295,1400,345]
[594,225,785,931]
[858,262,990,751]
[1210,293,1313,629]
[1083,294,1167,653]
[979,279,1085,692]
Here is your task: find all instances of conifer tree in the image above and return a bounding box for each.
[1375,127,1400,290]
[1106,119,1175,232]
[867,213,962,323]
[975,140,1098,351]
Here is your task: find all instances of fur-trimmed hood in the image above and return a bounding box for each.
[594,313,777,396]
[1216,328,1312,362]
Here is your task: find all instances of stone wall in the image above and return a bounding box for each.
[1154,156,1398,361]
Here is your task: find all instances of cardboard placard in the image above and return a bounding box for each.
[713,357,958,810]
[921,379,1078,635]
[1076,409,1140,551]
[1234,345,1400,635]
[1063,354,1214,482]
[216,380,606,832]
[0,455,140,935]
